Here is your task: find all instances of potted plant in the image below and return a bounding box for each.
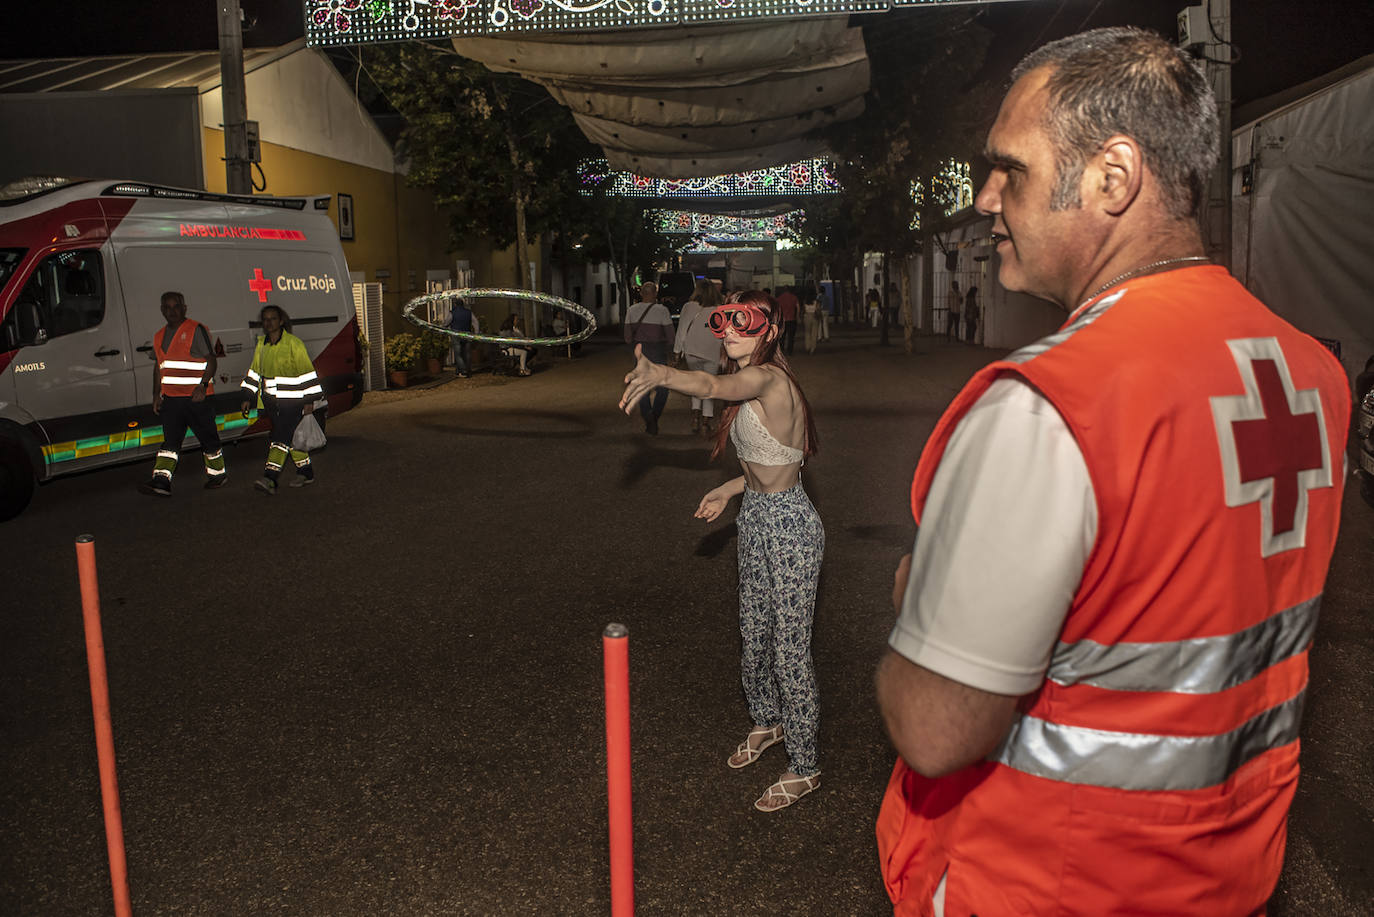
[420,329,450,376]
[384,333,421,388]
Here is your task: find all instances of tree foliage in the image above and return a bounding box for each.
[350,43,671,306]
[816,9,999,258]
[361,42,595,255]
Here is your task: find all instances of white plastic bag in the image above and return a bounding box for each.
[292,413,327,451]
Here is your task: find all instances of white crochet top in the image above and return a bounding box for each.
[731,400,803,465]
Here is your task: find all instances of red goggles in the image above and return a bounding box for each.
[708,304,771,338]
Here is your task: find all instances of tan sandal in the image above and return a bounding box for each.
[727,724,784,769]
[754,772,821,812]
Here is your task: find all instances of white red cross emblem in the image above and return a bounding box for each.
[1210,337,1332,557]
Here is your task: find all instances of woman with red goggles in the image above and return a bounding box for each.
[620,290,824,812]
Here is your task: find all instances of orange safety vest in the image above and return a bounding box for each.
[154,319,214,398]
[876,266,1349,917]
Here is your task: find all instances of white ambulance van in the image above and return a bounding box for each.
[0,178,364,520]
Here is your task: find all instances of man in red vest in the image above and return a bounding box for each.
[139,291,227,496]
[775,285,800,355]
[874,27,1350,916]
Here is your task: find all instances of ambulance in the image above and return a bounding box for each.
[0,178,364,520]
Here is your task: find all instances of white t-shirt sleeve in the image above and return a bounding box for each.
[888,376,1097,696]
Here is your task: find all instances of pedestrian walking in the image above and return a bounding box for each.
[138,291,227,496]
[874,27,1350,917]
[776,285,800,355]
[620,290,824,812]
[239,305,324,494]
[672,278,724,436]
[802,282,822,354]
[963,286,980,344]
[623,281,673,434]
[448,297,475,377]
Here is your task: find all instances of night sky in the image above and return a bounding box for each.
[1,0,1369,108]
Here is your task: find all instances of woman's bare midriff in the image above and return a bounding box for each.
[740,459,802,493]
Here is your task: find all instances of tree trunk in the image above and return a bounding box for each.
[503,127,535,341]
[879,254,891,346]
[604,220,629,328]
[901,257,914,354]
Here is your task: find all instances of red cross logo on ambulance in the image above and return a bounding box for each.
[247,266,338,301]
[1210,337,1333,557]
[249,268,273,302]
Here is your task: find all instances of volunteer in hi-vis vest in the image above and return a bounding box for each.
[873,28,1350,917]
[139,291,226,496]
[239,304,322,494]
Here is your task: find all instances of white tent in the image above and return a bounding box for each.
[1232,54,1374,385]
[452,20,868,178]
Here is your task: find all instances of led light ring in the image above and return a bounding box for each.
[403,288,598,347]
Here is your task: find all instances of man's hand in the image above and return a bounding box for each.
[153,393,163,415]
[191,383,206,403]
[303,401,315,415]
[893,552,912,612]
[240,400,252,418]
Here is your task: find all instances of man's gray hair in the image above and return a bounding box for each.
[1012,27,1219,220]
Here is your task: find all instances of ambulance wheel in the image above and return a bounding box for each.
[0,433,36,521]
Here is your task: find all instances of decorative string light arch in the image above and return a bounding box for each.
[306,0,1028,46]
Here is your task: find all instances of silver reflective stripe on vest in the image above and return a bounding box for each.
[1004,289,1126,365]
[995,691,1305,791]
[1048,596,1320,694]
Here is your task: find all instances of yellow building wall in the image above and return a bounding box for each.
[201,128,539,336]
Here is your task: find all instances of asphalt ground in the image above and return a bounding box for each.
[2,328,1370,916]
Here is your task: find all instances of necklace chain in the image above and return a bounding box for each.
[1078,255,1210,310]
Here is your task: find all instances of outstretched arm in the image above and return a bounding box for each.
[695,475,746,522]
[619,345,768,414]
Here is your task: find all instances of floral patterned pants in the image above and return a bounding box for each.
[737,482,824,777]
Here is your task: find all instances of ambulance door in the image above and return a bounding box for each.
[113,244,259,455]
[232,243,351,423]
[0,247,138,475]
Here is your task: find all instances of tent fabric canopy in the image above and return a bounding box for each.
[451,20,869,177]
[1231,54,1374,383]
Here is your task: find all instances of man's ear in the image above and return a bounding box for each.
[1094,135,1143,216]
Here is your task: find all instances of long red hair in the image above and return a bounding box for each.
[710,290,819,461]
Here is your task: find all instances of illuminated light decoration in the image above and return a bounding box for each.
[580,158,839,199]
[656,210,801,242]
[931,158,974,215]
[908,159,972,230]
[908,178,924,231]
[404,288,599,347]
[680,240,769,253]
[679,0,888,25]
[305,0,1028,45]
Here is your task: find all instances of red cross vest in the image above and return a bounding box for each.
[154,320,213,398]
[876,266,1349,917]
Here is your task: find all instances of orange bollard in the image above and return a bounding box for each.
[76,535,133,917]
[602,623,634,916]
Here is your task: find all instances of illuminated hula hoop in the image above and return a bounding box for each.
[403,288,598,347]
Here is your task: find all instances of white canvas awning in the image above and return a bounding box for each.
[1232,54,1374,383]
[452,20,869,177]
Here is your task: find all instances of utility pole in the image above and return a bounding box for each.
[218,0,251,195]
[1183,0,1232,270]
